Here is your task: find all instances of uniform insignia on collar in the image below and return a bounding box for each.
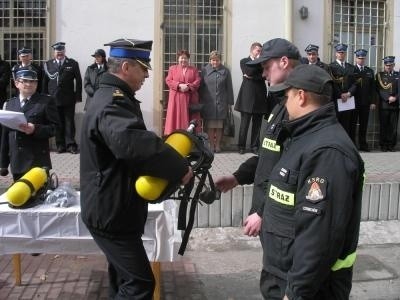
[305,177,326,202]
[112,89,124,98]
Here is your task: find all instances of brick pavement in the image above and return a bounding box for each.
[1,150,400,299]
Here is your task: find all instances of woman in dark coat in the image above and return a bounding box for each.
[234,42,268,154]
[84,49,108,110]
[199,50,234,153]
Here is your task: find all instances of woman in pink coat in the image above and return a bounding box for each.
[164,50,201,135]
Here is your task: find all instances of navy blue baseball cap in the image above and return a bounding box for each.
[51,42,66,51]
[15,68,38,81]
[354,49,367,58]
[335,43,348,52]
[18,47,32,56]
[383,56,395,65]
[105,38,153,70]
[247,38,301,66]
[305,44,319,53]
[269,64,333,97]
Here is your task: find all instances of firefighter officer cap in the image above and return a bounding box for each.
[335,43,348,52]
[354,49,368,58]
[305,44,319,53]
[51,42,66,51]
[18,47,32,56]
[16,68,38,81]
[383,56,395,65]
[105,38,153,70]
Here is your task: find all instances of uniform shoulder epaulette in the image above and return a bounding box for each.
[112,89,125,100]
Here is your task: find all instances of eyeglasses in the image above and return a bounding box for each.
[17,79,37,84]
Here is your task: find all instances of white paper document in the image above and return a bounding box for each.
[0,110,27,131]
[337,96,355,112]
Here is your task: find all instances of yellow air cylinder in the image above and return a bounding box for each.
[6,167,47,207]
[135,132,193,201]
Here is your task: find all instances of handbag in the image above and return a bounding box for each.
[223,107,235,137]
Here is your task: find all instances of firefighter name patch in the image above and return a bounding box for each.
[269,184,295,206]
[305,177,327,203]
[262,138,280,152]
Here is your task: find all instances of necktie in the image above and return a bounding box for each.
[342,62,345,68]
[21,98,27,108]
[58,60,62,69]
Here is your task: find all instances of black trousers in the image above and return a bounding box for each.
[56,104,77,148]
[260,268,353,300]
[338,109,357,143]
[379,108,399,148]
[238,112,263,150]
[89,230,155,300]
[352,106,370,148]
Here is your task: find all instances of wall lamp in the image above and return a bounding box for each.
[299,6,309,20]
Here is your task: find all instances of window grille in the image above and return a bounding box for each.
[0,0,49,96]
[331,0,387,149]
[162,0,224,130]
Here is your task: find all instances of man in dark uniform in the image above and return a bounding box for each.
[234,42,268,154]
[267,64,364,300]
[42,42,82,154]
[0,54,11,108]
[376,56,399,151]
[11,47,43,93]
[0,68,58,181]
[80,38,193,299]
[329,43,357,141]
[353,49,376,152]
[301,44,329,72]
[215,38,301,298]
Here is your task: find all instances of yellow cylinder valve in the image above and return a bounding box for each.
[6,167,48,207]
[135,131,193,201]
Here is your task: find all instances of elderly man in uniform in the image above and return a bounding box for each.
[376,56,399,151]
[80,38,193,299]
[301,44,329,72]
[266,64,364,299]
[352,49,376,152]
[0,68,58,181]
[42,42,82,154]
[329,43,357,141]
[11,47,43,93]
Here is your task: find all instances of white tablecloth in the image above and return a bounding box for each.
[0,195,180,262]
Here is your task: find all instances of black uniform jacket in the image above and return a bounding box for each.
[353,65,376,107]
[375,71,399,110]
[234,56,268,114]
[263,102,364,299]
[0,59,11,105]
[329,61,357,103]
[0,93,58,174]
[80,73,189,238]
[83,63,108,110]
[234,91,287,216]
[42,57,82,106]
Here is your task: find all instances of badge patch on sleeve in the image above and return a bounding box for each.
[305,177,327,203]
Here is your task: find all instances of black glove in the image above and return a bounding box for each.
[0,168,9,176]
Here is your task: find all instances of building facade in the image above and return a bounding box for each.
[0,0,399,147]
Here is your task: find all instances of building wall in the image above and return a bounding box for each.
[53,0,157,130]
[51,0,398,138]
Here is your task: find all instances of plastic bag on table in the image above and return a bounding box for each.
[44,182,78,207]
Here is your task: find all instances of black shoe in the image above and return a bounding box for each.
[67,145,79,154]
[57,146,66,153]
